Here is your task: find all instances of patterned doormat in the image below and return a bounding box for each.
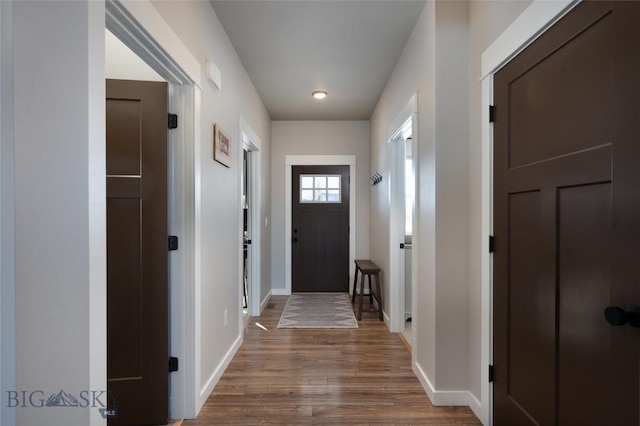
[277,293,359,329]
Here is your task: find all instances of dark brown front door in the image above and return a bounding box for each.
[292,165,349,292]
[493,2,640,425]
[106,79,169,425]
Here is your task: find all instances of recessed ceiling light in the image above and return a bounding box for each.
[312,91,327,100]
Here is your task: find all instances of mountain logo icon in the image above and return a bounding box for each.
[45,390,80,407]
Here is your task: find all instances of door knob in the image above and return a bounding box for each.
[292,237,298,243]
[604,304,640,328]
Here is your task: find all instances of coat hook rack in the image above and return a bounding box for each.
[370,172,383,186]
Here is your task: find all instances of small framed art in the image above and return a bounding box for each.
[213,123,231,168]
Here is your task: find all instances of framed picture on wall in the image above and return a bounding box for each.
[214,123,231,168]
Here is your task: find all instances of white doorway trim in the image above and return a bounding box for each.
[106,0,202,419]
[478,1,578,424]
[283,155,356,295]
[239,116,262,318]
[387,94,417,334]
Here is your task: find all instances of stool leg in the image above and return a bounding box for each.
[375,272,383,321]
[351,266,359,303]
[357,274,365,321]
[368,274,373,306]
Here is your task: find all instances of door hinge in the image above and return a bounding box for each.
[168,113,178,129]
[489,365,494,383]
[489,235,495,253]
[169,357,179,373]
[168,235,179,251]
[489,105,495,123]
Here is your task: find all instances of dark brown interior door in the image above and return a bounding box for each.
[106,79,168,425]
[292,165,349,292]
[493,2,640,424]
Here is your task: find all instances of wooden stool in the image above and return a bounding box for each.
[351,259,383,321]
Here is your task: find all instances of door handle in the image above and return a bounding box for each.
[604,304,640,328]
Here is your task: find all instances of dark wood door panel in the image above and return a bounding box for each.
[502,191,555,426]
[557,183,612,425]
[494,2,640,424]
[292,165,349,293]
[106,99,143,176]
[609,2,640,423]
[106,79,168,426]
[503,145,611,193]
[506,7,612,168]
[107,198,143,380]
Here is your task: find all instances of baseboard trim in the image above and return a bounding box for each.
[271,288,289,296]
[260,290,273,314]
[197,333,242,409]
[413,361,470,406]
[468,392,484,424]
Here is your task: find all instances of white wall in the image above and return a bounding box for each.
[105,29,164,81]
[467,0,531,405]
[8,2,106,425]
[370,0,470,402]
[370,0,435,382]
[371,1,534,414]
[270,121,370,293]
[149,0,271,409]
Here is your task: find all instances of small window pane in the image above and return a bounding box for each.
[314,190,327,201]
[314,177,327,188]
[301,190,314,202]
[327,190,340,202]
[301,176,314,189]
[327,176,340,189]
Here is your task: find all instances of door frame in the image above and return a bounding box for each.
[106,0,202,419]
[479,1,579,424]
[283,155,356,295]
[387,94,418,334]
[239,116,262,317]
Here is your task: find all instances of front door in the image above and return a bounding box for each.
[292,165,349,292]
[493,2,640,424]
[106,79,169,425]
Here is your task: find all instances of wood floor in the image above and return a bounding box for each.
[184,296,481,425]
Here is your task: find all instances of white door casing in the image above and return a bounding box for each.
[387,94,418,334]
[239,116,262,317]
[283,155,356,295]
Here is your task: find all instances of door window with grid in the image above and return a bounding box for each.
[300,175,341,203]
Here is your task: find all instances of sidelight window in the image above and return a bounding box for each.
[300,175,341,203]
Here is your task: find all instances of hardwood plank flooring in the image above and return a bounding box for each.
[184,296,481,425]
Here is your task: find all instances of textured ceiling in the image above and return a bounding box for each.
[210,1,427,120]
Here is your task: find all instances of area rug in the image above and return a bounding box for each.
[277,293,359,329]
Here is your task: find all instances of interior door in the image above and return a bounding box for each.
[493,2,640,424]
[106,79,169,425]
[292,165,349,292]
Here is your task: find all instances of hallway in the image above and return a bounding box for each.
[185,296,480,425]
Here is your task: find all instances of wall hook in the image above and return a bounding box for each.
[371,173,383,186]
